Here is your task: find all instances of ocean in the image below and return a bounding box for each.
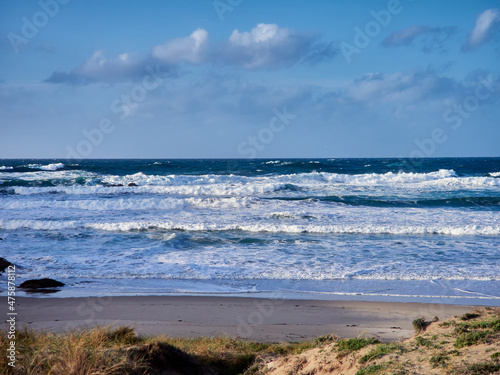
[1,158,499,304]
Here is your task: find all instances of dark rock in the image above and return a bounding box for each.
[0,257,12,273]
[20,278,65,289]
[128,183,138,187]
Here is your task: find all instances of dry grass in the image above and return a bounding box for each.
[0,325,318,375]
[1,308,499,375]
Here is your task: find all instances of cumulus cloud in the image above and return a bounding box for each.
[463,8,500,51]
[220,23,334,69]
[152,28,209,64]
[45,50,148,84]
[45,23,336,84]
[383,25,455,53]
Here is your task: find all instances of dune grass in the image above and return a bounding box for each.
[0,325,320,375]
[1,307,499,374]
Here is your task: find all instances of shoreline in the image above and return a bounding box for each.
[3,276,500,306]
[1,295,482,342]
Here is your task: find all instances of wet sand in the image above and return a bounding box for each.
[1,296,479,342]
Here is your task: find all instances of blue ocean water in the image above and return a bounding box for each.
[1,158,499,304]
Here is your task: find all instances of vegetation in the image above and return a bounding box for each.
[429,352,448,368]
[355,364,385,375]
[460,312,481,321]
[1,307,499,374]
[415,336,434,348]
[336,337,379,352]
[451,361,500,375]
[359,343,403,364]
[0,326,319,375]
[412,317,430,333]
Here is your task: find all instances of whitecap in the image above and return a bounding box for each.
[28,163,65,171]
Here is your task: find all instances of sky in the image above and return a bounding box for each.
[0,0,499,158]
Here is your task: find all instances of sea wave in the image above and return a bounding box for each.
[28,163,65,171]
[5,169,500,194]
[0,196,254,210]
[0,219,77,230]
[82,169,500,188]
[10,182,290,196]
[87,221,500,235]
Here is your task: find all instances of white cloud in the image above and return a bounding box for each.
[229,23,281,46]
[222,23,333,69]
[45,50,146,84]
[152,28,209,64]
[45,24,336,84]
[463,8,500,51]
[344,70,461,111]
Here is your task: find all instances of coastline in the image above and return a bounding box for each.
[2,295,481,342]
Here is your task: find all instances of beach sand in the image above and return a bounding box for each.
[1,296,480,342]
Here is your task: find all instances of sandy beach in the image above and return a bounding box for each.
[2,296,479,342]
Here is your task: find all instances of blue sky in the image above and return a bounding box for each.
[0,0,499,158]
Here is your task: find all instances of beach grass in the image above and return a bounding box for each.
[0,325,319,375]
[1,307,499,374]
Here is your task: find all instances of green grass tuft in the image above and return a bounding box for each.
[359,343,402,364]
[415,336,434,348]
[454,330,492,348]
[336,337,379,352]
[355,364,384,375]
[454,362,500,375]
[429,352,448,368]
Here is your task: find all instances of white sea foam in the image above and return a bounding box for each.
[268,211,320,220]
[319,169,457,185]
[0,170,96,183]
[11,181,288,196]
[28,163,65,171]
[87,221,500,235]
[0,196,253,210]
[0,219,77,230]
[0,166,13,170]
[8,169,500,197]
[490,172,500,177]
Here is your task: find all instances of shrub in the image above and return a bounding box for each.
[412,318,430,333]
